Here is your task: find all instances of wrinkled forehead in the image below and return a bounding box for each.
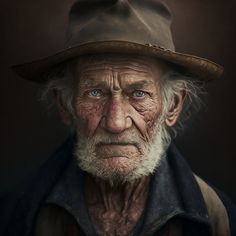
[71,54,168,82]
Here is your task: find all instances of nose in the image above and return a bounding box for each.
[102,96,132,133]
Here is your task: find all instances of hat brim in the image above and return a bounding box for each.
[12,41,223,83]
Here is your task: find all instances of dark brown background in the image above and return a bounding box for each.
[1,0,236,201]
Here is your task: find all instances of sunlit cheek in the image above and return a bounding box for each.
[131,98,162,140]
[143,117,158,142]
[73,100,104,137]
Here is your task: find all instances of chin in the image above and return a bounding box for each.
[77,155,140,184]
[96,156,139,176]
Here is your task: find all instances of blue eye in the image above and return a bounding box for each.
[133,90,146,98]
[88,89,102,97]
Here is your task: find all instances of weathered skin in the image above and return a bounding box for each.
[73,56,164,173]
[85,174,150,236]
[56,55,185,235]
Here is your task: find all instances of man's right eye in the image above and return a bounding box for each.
[88,89,102,97]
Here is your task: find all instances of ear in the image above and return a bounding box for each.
[165,90,186,127]
[53,89,72,125]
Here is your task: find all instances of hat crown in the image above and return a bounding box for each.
[12,0,223,82]
[66,0,175,51]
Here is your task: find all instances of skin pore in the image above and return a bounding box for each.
[55,54,185,236]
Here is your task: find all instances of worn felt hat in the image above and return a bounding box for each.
[12,0,223,83]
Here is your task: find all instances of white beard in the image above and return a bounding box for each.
[73,121,171,184]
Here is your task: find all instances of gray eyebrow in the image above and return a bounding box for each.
[79,79,155,89]
[126,80,155,89]
[78,77,108,88]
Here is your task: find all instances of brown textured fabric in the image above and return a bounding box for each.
[194,175,230,236]
[12,0,223,82]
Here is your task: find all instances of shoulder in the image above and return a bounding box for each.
[194,175,236,236]
[208,180,236,236]
[167,145,236,235]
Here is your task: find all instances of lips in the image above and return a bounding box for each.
[95,143,139,159]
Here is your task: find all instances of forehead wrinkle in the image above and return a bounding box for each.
[119,70,154,80]
[112,70,120,91]
[77,68,112,80]
[78,65,153,76]
[124,79,155,88]
[76,56,157,72]
[79,78,108,89]
[78,64,155,81]
[78,73,157,91]
[119,70,158,89]
[75,53,168,77]
[75,58,164,91]
[78,69,117,90]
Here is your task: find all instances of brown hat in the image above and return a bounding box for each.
[12,0,223,83]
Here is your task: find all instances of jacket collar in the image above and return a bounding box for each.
[45,143,210,235]
[138,144,210,235]
[46,159,98,235]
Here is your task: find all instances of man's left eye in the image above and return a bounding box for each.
[88,89,102,97]
[132,90,146,98]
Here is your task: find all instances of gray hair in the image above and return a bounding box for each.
[41,62,75,114]
[41,60,205,140]
[160,71,205,138]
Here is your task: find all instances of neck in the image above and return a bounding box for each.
[85,174,150,236]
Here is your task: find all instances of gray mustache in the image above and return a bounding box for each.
[97,141,139,146]
[88,132,143,149]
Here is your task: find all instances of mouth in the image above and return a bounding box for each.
[98,141,138,146]
[95,142,139,159]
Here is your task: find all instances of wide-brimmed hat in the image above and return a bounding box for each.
[12,0,223,83]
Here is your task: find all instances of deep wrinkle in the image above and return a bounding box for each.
[71,55,168,180]
[85,173,150,236]
[73,59,163,140]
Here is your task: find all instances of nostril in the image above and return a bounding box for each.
[125,117,132,129]
[106,116,126,133]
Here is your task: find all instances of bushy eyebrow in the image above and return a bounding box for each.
[78,78,108,89]
[125,80,155,90]
[79,79,156,91]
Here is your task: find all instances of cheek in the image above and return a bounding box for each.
[73,99,104,137]
[130,98,162,140]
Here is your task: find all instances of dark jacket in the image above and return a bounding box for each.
[1,136,236,236]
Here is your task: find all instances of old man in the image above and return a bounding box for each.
[1,0,236,235]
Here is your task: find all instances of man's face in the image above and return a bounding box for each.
[67,55,170,182]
